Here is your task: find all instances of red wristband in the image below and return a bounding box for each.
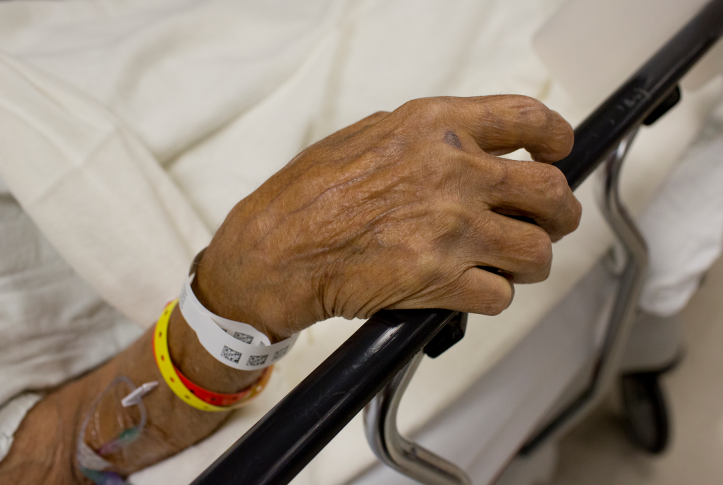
[174,363,272,408]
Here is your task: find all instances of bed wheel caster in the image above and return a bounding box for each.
[620,372,670,454]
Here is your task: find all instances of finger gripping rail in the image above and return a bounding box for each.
[192,2,723,483]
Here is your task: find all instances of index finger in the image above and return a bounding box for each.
[446,95,574,163]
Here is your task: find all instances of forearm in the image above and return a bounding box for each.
[0,247,264,483]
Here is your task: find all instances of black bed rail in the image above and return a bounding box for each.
[192,2,723,484]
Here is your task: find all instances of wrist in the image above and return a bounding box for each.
[166,306,262,394]
[191,216,295,343]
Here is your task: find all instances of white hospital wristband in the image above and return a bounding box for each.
[177,251,298,370]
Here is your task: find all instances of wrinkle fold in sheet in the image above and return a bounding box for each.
[0,54,210,326]
[0,1,721,484]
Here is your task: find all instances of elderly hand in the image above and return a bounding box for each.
[194,95,581,341]
[0,95,581,485]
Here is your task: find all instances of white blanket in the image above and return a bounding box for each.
[638,102,723,316]
[0,1,721,484]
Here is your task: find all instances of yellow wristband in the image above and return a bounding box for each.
[153,300,271,412]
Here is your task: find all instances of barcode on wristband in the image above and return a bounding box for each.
[221,345,242,363]
[230,331,254,344]
[272,346,290,361]
[247,355,268,367]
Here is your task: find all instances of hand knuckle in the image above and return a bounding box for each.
[525,230,553,269]
[483,281,512,315]
[435,201,465,236]
[408,236,436,267]
[513,96,549,127]
[400,97,447,125]
[542,166,569,207]
[415,252,443,284]
[555,122,575,156]
[482,157,508,189]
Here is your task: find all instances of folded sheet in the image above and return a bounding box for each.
[0,1,720,484]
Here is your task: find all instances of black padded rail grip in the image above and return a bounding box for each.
[192,2,723,483]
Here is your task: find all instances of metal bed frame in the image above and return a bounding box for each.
[192,2,723,483]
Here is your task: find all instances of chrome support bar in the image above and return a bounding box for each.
[597,128,648,380]
[364,352,473,485]
[592,126,650,382]
[521,127,649,452]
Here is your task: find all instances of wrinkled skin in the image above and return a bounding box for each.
[196,95,581,341]
[0,95,581,484]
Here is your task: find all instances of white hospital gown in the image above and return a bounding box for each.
[1,1,722,484]
[638,101,723,316]
[0,175,140,461]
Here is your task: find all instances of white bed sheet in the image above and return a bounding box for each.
[0,1,720,484]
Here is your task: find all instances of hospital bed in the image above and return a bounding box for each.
[1,0,714,483]
[182,1,723,484]
[1,0,720,483]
